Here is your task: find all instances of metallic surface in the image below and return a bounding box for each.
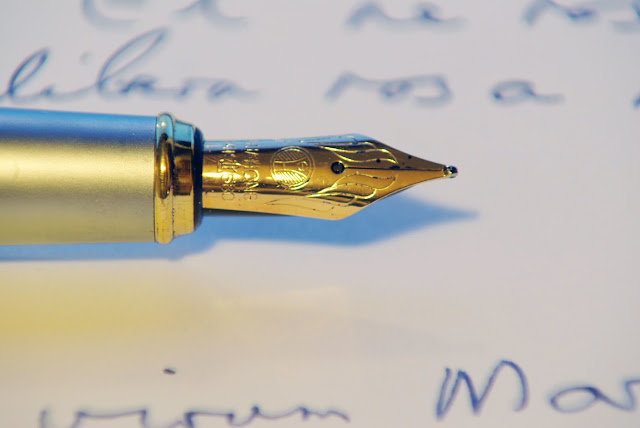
[0,107,457,245]
[154,114,196,244]
[0,108,156,244]
[201,134,454,219]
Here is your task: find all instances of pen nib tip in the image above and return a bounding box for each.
[444,165,458,178]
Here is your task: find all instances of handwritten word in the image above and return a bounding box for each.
[39,405,349,428]
[436,359,640,419]
[346,3,462,29]
[0,28,255,104]
[523,0,640,31]
[82,0,245,29]
[523,0,597,25]
[327,73,566,107]
[436,360,528,419]
[491,80,564,105]
[326,72,452,106]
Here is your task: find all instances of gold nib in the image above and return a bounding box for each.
[201,134,457,220]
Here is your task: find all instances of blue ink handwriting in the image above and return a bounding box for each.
[177,0,247,27]
[346,2,463,30]
[523,0,597,26]
[327,73,568,107]
[523,0,640,31]
[39,405,349,428]
[0,28,256,104]
[82,0,136,29]
[491,80,564,105]
[3,2,638,109]
[612,0,640,31]
[550,379,640,413]
[436,360,640,420]
[436,360,529,419]
[326,72,452,106]
[82,0,245,29]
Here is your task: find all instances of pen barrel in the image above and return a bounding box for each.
[0,109,197,245]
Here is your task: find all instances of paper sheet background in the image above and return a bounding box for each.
[1,1,639,427]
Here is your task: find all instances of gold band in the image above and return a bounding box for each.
[154,114,196,244]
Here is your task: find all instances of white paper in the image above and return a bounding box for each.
[1,1,639,427]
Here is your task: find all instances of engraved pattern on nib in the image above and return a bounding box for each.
[309,172,397,203]
[268,142,400,215]
[311,142,398,203]
[317,142,397,168]
[271,147,313,190]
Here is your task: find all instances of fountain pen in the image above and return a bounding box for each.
[0,108,457,245]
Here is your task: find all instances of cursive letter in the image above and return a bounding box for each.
[95,28,167,96]
[491,80,563,105]
[82,0,135,29]
[0,49,49,103]
[436,360,528,419]
[550,378,640,413]
[523,0,597,26]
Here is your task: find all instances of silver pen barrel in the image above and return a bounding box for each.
[0,108,198,245]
